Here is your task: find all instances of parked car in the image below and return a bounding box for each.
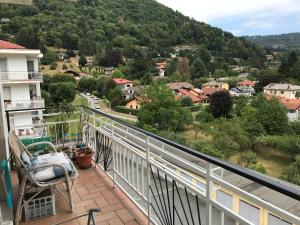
[95,105,100,109]
[94,97,99,100]
[86,93,91,96]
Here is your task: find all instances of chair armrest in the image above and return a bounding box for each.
[26,141,57,153]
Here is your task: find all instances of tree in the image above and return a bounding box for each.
[233,95,248,117]
[180,96,193,107]
[194,141,224,159]
[288,60,300,80]
[48,82,76,104]
[111,69,126,79]
[138,83,193,131]
[254,68,280,91]
[211,119,251,160]
[98,48,123,67]
[77,77,97,93]
[255,97,288,135]
[190,58,207,79]
[41,90,52,107]
[280,155,300,185]
[213,69,226,78]
[78,55,87,67]
[209,91,233,118]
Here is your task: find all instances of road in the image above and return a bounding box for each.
[79,93,138,122]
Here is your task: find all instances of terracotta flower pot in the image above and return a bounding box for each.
[75,148,94,169]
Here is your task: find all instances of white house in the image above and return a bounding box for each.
[113,78,134,100]
[0,40,44,134]
[264,83,300,100]
[229,87,255,97]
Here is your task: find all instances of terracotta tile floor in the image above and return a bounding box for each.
[12,164,148,225]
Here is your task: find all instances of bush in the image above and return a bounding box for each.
[49,62,57,70]
[186,105,201,112]
[114,106,139,116]
[180,96,193,107]
[41,51,57,65]
[249,163,266,174]
[62,63,68,70]
[92,91,100,97]
[194,141,225,159]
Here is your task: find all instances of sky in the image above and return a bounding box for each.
[156,0,300,36]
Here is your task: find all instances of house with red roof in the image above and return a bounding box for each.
[237,80,255,88]
[0,40,44,133]
[113,78,134,100]
[266,95,300,121]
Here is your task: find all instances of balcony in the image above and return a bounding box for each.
[5,99,45,110]
[0,71,42,83]
[4,106,300,225]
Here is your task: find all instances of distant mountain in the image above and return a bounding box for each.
[0,0,265,68]
[245,33,300,52]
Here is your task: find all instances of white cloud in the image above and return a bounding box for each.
[157,0,300,22]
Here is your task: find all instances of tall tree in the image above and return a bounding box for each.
[138,84,192,131]
[209,91,233,118]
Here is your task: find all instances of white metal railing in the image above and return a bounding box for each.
[5,99,44,110]
[6,107,300,225]
[0,71,42,81]
[82,108,300,225]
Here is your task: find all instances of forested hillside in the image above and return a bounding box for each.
[245,33,300,52]
[0,0,265,68]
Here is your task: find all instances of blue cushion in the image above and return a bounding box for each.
[21,151,31,167]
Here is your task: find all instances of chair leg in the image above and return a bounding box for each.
[14,176,27,225]
[65,180,74,212]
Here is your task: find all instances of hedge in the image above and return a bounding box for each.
[185,105,201,112]
[114,106,140,116]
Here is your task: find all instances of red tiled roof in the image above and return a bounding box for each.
[237,80,255,87]
[177,89,202,103]
[113,78,133,84]
[167,82,194,90]
[265,95,300,111]
[200,87,225,96]
[0,40,25,49]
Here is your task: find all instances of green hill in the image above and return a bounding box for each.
[0,0,265,69]
[245,33,300,52]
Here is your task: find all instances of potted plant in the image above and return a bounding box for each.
[74,111,95,169]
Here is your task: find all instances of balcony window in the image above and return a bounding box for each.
[239,200,260,225]
[27,60,34,72]
[268,214,292,225]
[216,190,233,210]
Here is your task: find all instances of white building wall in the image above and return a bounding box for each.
[5,54,28,79]
[10,84,30,101]
[287,110,299,121]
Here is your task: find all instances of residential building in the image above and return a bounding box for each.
[202,80,229,90]
[113,78,134,100]
[237,80,255,88]
[167,82,194,91]
[125,98,141,110]
[0,40,44,133]
[156,61,167,77]
[264,83,300,100]
[176,89,202,104]
[104,67,115,76]
[229,86,255,97]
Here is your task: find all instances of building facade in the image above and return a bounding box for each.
[0,40,44,134]
[264,83,300,100]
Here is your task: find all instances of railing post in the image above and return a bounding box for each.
[93,112,96,126]
[206,162,213,225]
[146,136,151,225]
[111,120,116,187]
